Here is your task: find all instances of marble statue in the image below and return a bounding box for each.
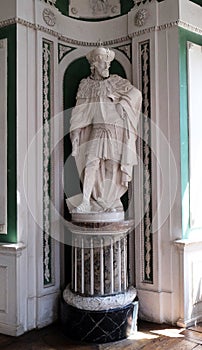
[68,47,142,214]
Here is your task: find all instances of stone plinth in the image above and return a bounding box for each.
[61,215,138,343]
[61,299,138,344]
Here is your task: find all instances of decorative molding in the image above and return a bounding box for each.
[90,0,110,15]
[63,284,136,311]
[58,44,76,62]
[114,43,132,62]
[0,17,201,46]
[42,40,54,287]
[0,225,6,233]
[0,18,16,28]
[0,266,8,313]
[42,8,56,27]
[0,243,26,257]
[69,0,121,19]
[134,9,149,27]
[178,20,202,36]
[139,40,153,283]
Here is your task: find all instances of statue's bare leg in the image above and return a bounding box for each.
[74,160,99,213]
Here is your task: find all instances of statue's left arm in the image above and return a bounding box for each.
[118,85,142,132]
[108,76,142,132]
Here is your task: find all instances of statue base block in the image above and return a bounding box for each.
[71,210,124,223]
[60,298,138,344]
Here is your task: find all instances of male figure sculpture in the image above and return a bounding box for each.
[70,47,142,213]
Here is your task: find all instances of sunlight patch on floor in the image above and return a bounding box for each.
[128,331,159,340]
[150,328,185,338]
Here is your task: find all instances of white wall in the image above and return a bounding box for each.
[0,0,202,335]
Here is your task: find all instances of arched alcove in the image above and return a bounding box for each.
[62,56,128,284]
[63,56,127,206]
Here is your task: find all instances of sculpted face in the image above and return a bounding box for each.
[94,57,111,79]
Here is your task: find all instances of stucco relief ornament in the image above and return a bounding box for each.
[90,0,110,15]
[42,8,56,26]
[134,8,149,27]
[70,7,78,15]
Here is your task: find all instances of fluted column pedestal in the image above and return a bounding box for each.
[61,214,138,343]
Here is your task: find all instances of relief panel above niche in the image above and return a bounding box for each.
[69,0,121,19]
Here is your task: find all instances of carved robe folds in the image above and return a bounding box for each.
[69,74,142,212]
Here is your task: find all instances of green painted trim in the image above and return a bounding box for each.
[179,27,202,238]
[0,25,17,244]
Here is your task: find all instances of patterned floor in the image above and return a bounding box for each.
[0,321,201,349]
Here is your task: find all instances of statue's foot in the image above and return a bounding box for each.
[72,201,91,213]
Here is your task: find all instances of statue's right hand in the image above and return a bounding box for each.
[116,103,126,120]
[70,129,80,143]
[70,130,80,156]
[72,147,78,157]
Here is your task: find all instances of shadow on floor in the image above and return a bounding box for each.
[0,321,201,349]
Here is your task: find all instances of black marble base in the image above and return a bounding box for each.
[60,299,138,344]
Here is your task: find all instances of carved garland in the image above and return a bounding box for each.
[139,40,153,283]
[42,40,54,286]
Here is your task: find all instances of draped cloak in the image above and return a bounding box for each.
[69,74,142,211]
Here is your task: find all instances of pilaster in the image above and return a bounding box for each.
[0,243,26,336]
[175,239,202,327]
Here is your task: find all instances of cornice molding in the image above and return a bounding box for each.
[0,17,202,46]
[0,242,26,257]
[178,20,202,36]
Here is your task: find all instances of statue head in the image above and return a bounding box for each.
[86,47,115,79]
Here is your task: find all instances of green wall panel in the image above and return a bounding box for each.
[0,25,17,243]
[179,27,202,238]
